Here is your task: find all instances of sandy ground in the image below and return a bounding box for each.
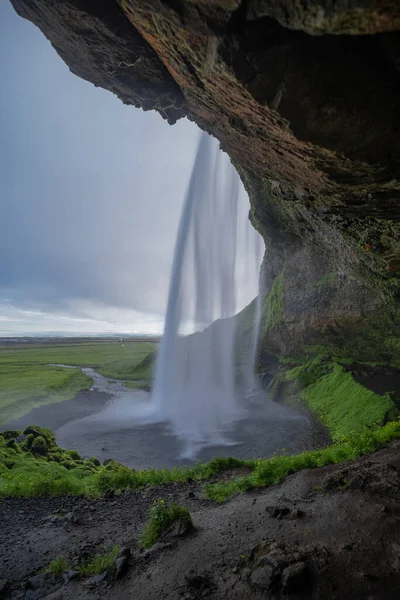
[2,441,400,599]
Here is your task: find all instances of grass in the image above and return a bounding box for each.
[272,359,397,441]
[204,420,400,502]
[302,363,396,440]
[2,359,400,504]
[47,545,120,578]
[48,555,70,577]
[0,340,156,424]
[140,499,192,548]
[78,545,120,577]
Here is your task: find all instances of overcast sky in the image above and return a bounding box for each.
[0,0,261,336]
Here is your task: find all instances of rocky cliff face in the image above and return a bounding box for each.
[11,0,400,362]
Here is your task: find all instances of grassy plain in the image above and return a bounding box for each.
[0,340,156,425]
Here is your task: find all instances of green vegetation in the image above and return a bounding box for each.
[0,428,250,497]
[1,358,400,505]
[204,420,400,502]
[140,499,192,549]
[312,272,337,287]
[264,270,285,333]
[47,545,120,579]
[271,359,397,441]
[0,340,156,424]
[78,545,120,577]
[47,555,70,577]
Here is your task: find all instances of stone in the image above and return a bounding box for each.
[88,571,108,586]
[159,515,194,543]
[250,566,274,591]
[265,506,290,519]
[26,573,55,591]
[281,562,310,593]
[62,570,79,584]
[115,555,129,579]
[116,547,131,559]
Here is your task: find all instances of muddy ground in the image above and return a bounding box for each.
[2,441,400,599]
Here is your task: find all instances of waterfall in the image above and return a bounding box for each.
[153,131,264,457]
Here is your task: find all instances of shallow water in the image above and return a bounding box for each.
[55,388,311,469]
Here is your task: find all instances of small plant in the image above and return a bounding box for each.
[47,555,70,576]
[78,545,120,577]
[140,499,192,549]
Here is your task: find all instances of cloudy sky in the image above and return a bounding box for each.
[0,1,261,336]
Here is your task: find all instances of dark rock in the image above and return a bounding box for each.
[62,570,79,584]
[265,506,291,519]
[115,555,129,579]
[250,565,275,591]
[26,573,55,592]
[88,571,108,586]
[281,562,310,593]
[388,454,400,471]
[8,0,400,363]
[159,515,194,543]
[116,547,131,559]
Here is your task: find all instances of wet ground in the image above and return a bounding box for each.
[6,366,319,469]
[2,441,400,600]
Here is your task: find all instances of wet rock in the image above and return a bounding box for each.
[185,570,214,595]
[88,571,108,586]
[116,547,131,559]
[265,506,290,519]
[160,515,194,543]
[391,542,400,570]
[62,570,79,584]
[115,555,129,579]
[250,565,274,591]
[388,454,400,471]
[26,573,55,592]
[42,592,63,600]
[281,562,310,593]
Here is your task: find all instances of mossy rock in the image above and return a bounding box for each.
[22,434,35,450]
[2,430,22,441]
[31,435,49,456]
[23,426,56,447]
[60,460,75,470]
[88,456,101,467]
[67,449,82,461]
[6,439,22,453]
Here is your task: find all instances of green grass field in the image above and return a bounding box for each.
[0,340,156,426]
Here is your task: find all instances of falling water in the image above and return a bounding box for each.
[153,132,263,457]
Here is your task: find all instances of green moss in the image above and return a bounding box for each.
[264,270,285,333]
[312,272,337,287]
[31,435,49,456]
[140,500,192,549]
[273,359,397,441]
[67,450,81,461]
[302,363,396,440]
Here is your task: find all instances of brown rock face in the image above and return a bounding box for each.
[10,0,400,361]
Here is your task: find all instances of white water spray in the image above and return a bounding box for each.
[153,132,263,456]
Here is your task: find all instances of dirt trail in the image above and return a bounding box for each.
[2,442,400,599]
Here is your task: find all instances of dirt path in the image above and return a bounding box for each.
[2,442,400,599]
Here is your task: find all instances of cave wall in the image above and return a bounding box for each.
[10,0,400,362]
